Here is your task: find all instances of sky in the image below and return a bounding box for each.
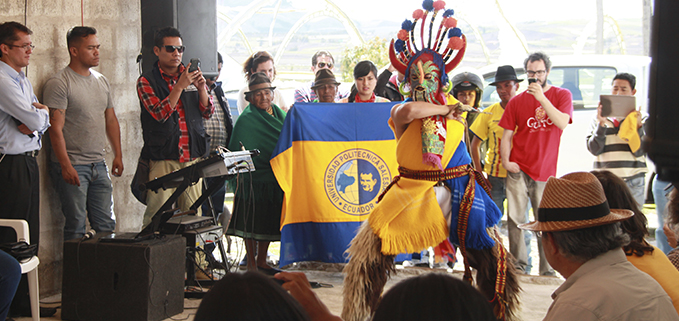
[327,0,646,24]
[217,0,650,89]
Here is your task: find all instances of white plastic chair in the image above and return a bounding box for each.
[0,219,40,321]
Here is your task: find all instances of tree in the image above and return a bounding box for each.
[340,37,390,82]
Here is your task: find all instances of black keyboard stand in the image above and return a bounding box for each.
[142,150,258,296]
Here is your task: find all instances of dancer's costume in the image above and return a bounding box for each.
[342,1,520,320]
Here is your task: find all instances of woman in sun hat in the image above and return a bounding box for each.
[227,72,286,275]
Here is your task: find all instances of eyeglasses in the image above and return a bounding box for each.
[526,70,546,77]
[163,45,185,53]
[5,43,34,51]
[317,62,333,69]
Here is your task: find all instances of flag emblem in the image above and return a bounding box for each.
[324,148,392,216]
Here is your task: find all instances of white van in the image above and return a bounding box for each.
[476,54,651,178]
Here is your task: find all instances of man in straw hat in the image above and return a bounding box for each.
[310,68,340,103]
[519,172,678,320]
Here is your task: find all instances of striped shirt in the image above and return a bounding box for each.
[293,81,349,103]
[586,117,647,180]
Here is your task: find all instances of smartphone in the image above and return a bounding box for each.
[189,58,200,73]
[528,78,537,84]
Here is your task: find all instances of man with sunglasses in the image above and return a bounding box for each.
[43,26,123,241]
[136,26,214,228]
[293,50,349,103]
[0,21,54,318]
[498,51,573,277]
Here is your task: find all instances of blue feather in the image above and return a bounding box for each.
[448,28,462,38]
[443,9,455,17]
[394,39,405,53]
[401,19,413,31]
[422,0,434,11]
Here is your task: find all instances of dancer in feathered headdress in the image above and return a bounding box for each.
[342,1,521,320]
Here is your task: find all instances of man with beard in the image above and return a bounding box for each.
[499,52,573,276]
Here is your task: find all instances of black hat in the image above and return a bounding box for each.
[311,69,340,89]
[489,65,523,86]
[244,72,276,101]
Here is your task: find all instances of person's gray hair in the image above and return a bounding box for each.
[549,223,630,263]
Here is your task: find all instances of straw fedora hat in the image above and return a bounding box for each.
[519,172,634,232]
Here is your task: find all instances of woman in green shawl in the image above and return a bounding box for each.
[227,72,286,274]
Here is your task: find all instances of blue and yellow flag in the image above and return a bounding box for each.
[271,102,399,267]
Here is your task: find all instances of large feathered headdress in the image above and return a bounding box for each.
[389,0,467,87]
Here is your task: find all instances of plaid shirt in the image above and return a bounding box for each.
[669,248,679,271]
[137,63,213,162]
[204,86,228,151]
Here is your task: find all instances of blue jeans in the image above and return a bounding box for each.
[50,161,115,240]
[0,250,21,320]
[625,175,645,209]
[488,175,507,216]
[653,176,672,254]
[201,177,226,218]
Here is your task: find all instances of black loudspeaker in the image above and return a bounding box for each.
[646,0,679,182]
[140,0,218,79]
[62,235,185,321]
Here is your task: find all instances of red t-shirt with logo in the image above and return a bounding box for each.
[499,86,573,182]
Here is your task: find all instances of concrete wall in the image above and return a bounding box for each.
[1,0,144,297]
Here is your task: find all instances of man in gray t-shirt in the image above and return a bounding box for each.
[43,26,123,241]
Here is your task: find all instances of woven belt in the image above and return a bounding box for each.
[378,164,491,202]
[376,163,497,297]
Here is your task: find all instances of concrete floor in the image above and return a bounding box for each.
[21,265,562,321]
[17,209,663,321]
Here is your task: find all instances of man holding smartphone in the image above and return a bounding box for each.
[136,26,213,228]
[499,52,573,276]
[586,73,647,206]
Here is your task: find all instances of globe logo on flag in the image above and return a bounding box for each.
[324,149,392,216]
